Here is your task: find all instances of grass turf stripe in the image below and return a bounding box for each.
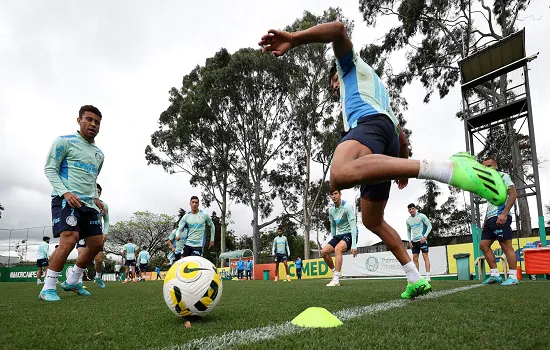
[160,284,482,350]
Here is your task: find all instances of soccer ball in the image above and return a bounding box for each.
[163,256,223,317]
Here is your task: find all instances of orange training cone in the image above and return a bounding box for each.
[516,266,523,281]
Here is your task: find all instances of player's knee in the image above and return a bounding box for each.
[321,247,332,256]
[364,220,383,234]
[479,242,491,252]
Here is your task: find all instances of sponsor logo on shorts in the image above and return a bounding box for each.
[89,220,100,225]
[66,215,77,226]
[52,217,60,225]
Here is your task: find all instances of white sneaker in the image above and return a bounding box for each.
[326,280,341,287]
[426,276,431,281]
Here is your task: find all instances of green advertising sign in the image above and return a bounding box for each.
[0,264,72,282]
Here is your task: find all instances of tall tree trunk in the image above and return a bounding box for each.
[220,191,228,267]
[252,178,261,263]
[302,134,312,260]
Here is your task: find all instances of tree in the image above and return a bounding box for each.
[545,204,550,226]
[202,211,238,266]
[358,0,534,236]
[104,211,174,260]
[417,180,445,238]
[146,48,239,259]
[223,48,297,263]
[0,203,4,219]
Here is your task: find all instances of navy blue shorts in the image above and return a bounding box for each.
[327,233,356,252]
[51,196,103,238]
[411,241,429,254]
[139,264,148,271]
[339,114,400,201]
[76,239,86,249]
[36,258,48,267]
[482,216,513,241]
[183,245,202,257]
[125,259,136,267]
[275,253,288,263]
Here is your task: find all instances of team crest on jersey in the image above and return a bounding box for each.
[66,215,77,227]
[95,152,102,163]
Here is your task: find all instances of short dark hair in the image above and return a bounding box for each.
[43,236,50,242]
[128,237,133,242]
[277,225,283,231]
[97,183,102,192]
[79,105,102,119]
[190,196,199,202]
[484,156,497,163]
[143,246,148,250]
[330,189,341,194]
[407,203,416,209]
[328,60,337,86]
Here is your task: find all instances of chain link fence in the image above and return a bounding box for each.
[0,226,56,267]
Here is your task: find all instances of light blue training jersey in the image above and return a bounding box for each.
[138,250,150,264]
[486,172,515,219]
[336,49,399,133]
[406,213,432,242]
[123,243,137,260]
[175,210,215,248]
[272,236,290,256]
[328,199,358,249]
[37,242,49,260]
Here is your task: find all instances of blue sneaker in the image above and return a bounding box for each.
[61,281,91,296]
[95,278,106,289]
[481,275,503,284]
[38,289,61,301]
[501,277,519,286]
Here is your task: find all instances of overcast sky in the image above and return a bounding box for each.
[1,0,549,260]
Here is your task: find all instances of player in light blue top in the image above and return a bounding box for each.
[175,196,215,258]
[40,105,106,302]
[237,258,245,280]
[259,21,511,299]
[122,238,138,283]
[480,157,519,286]
[245,260,253,280]
[323,190,358,287]
[272,226,291,282]
[137,246,151,281]
[36,236,51,285]
[406,204,432,281]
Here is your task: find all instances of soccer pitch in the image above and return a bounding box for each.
[1,279,549,350]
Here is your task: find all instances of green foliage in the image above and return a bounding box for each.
[0,202,4,219]
[202,211,238,266]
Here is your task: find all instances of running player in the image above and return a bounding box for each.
[480,157,519,285]
[122,238,137,283]
[272,226,291,282]
[323,190,357,287]
[137,246,151,281]
[406,204,432,281]
[36,236,50,285]
[175,196,215,258]
[259,23,507,298]
[40,105,105,301]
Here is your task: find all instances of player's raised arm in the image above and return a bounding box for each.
[259,22,353,58]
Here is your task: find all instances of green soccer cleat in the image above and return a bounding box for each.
[401,278,432,299]
[61,281,91,296]
[449,152,507,206]
[38,289,61,302]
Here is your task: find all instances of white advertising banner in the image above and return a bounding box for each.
[342,246,448,277]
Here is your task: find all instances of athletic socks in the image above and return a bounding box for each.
[508,269,517,279]
[402,261,422,284]
[418,160,454,184]
[42,270,61,291]
[333,271,341,282]
[67,266,86,285]
[490,268,499,277]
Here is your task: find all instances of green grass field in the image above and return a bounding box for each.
[1,278,549,350]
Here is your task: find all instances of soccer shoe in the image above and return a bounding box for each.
[95,277,106,289]
[286,278,291,282]
[38,289,61,302]
[426,276,431,281]
[449,152,507,206]
[481,275,503,284]
[132,278,137,283]
[326,280,341,287]
[274,277,278,282]
[122,280,129,284]
[501,277,519,286]
[400,278,432,299]
[61,281,91,296]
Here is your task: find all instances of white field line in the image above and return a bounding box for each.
[160,284,483,350]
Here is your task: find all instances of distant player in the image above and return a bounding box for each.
[175,196,215,258]
[272,226,291,282]
[406,204,432,281]
[122,237,137,283]
[237,258,245,280]
[138,246,151,281]
[480,157,519,285]
[245,259,253,280]
[114,263,121,281]
[295,257,302,280]
[155,266,162,280]
[323,190,357,287]
[36,236,50,285]
[40,105,105,301]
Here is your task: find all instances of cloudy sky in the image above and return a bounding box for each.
[1,0,549,260]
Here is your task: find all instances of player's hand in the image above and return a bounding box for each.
[351,248,358,257]
[409,242,413,249]
[63,192,82,208]
[171,248,176,253]
[209,241,215,248]
[94,198,105,214]
[496,213,507,226]
[102,234,107,242]
[258,30,294,57]
[397,178,408,190]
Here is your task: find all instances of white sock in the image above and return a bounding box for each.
[418,160,454,184]
[96,272,102,280]
[286,275,290,279]
[402,261,422,283]
[37,279,41,283]
[42,270,61,291]
[333,271,340,281]
[508,269,517,278]
[426,272,430,277]
[67,266,86,285]
[490,268,499,277]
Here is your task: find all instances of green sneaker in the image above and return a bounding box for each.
[401,278,432,299]
[449,152,507,206]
